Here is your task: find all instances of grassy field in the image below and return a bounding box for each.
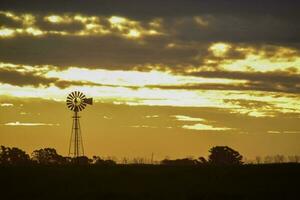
[0,164,299,199]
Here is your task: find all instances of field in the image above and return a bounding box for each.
[0,164,299,200]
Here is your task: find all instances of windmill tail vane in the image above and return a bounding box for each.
[66,91,93,158]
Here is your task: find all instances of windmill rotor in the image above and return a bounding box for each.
[66,91,93,112]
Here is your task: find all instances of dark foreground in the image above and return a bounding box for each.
[0,164,299,200]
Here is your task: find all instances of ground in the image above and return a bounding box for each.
[0,164,299,199]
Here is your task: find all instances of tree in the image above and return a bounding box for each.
[0,146,30,165]
[161,158,199,166]
[198,156,208,164]
[32,148,66,165]
[93,156,116,166]
[72,156,92,165]
[208,146,243,165]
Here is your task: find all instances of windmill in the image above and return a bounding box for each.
[66,91,93,158]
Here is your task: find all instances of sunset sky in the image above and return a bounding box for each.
[0,0,299,161]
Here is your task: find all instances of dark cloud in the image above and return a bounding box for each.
[1,0,299,20]
[146,82,300,94]
[36,20,85,33]
[0,1,299,69]
[0,67,120,88]
[0,13,22,27]
[0,35,203,69]
[147,70,300,94]
[223,99,274,110]
[0,0,299,95]
[172,15,300,45]
[190,70,300,86]
[0,68,57,87]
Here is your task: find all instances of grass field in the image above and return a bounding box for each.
[0,164,299,199]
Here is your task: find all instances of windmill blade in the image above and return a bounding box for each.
[67,103,73,108]
[73,91,77,97]
[80,103,86,108]
[67,96,73,101]
[83,98,93,105]
[69,105,75,111]
[79,104,86,110]
[70,92,75,98]
[79,92,84,99]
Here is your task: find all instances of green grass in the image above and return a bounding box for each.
[0,164,299,199]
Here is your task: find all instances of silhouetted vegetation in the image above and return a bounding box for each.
[208,146,243,165]
[93,156,117,166]
[161,157,199,165]
[2,145,300,166]
[32,148,67,165]
[0,146,30,165]
[1,145,300,199]
[0,145,116,166]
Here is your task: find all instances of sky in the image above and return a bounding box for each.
[0,0,300,161]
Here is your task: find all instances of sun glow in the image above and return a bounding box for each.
[209,43,231,57]
[0,28,15,37]
[45,67,245,87]
[45,15,68,23]
[109,16,126,24]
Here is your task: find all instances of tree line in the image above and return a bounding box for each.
[2,145,299,166]
[0,146,116,166]
[0,145,245,166]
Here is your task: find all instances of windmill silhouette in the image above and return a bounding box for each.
[66,91,93,158]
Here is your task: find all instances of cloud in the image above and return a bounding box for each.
[1,0,299,20]
[0,67,58,87]
[0,65,135,88]
[145,115,159,118]
[1,96,299,135]
[146,81,300,94]
[0,34,201,69]
[171,114,232,131]
[0,3,299,69]
[182,123,232,131]
[0,12,163,39]
[0,0,299,133]
[0,103,13,107]
[172,115,205,122]
[4,121,59,126]
[186,70,300,94]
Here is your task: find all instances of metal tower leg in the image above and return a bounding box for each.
[68,111,84,158]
